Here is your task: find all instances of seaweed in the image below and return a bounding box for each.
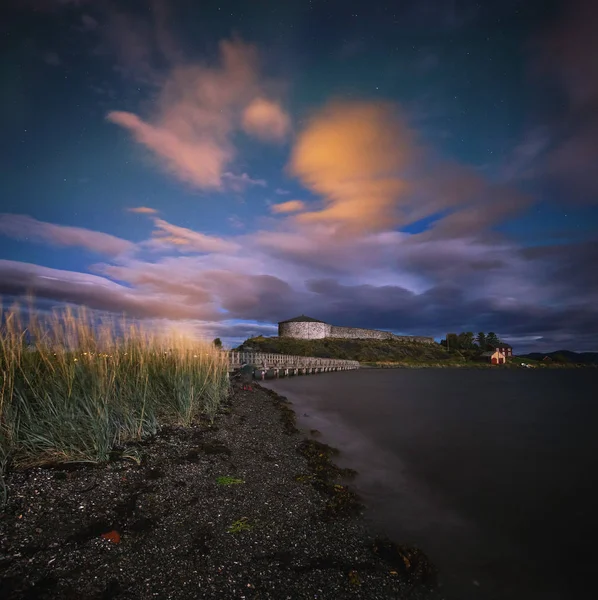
[371,538,437,585]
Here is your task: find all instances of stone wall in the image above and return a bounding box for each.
[278,320,435,344]
[278,321,332,339]
[399,336,436,345]
[329,326,435,344]
[330,326,396,340]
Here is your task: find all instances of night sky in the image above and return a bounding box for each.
[1,0,597,351]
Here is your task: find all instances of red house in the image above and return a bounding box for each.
[480,350,507,364]
[496,344,513,357]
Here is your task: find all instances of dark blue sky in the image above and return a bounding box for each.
[1,0,597,351]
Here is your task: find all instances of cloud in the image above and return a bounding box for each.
[91,254,304,324]
[420,186,531,240]
[222,172,267,192]
[227,215,245,230]
[127,206,158,214]
[150,218,240,254]
[241,97,291,142]
[275,188,290,195]
[43,52,62,66]
[107,38,287,191]
[271,200,306,214]
[289,101,416,234]
[286,100,533,238]
[93,259,214,303]
[198,270,297,321]
[531,0,598,201]
[0,260,219,321]
[536,0,597,109]
[3,208,597,351]
[0,214,134,256]
[501,127,551,181]
[80,13,98,30]
[88,0,182,84]
[100,10,158,84]
[107,110,231,189]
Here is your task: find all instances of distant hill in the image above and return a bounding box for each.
[519,350,598,365]
[234,336,452,363]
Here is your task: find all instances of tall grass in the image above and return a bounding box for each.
[0,303,229,476]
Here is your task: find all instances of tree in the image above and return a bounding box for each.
[213,337,223,349]
[458,332,475,349]
[486,332,500,349]
[476,332,486,349]
[446,333,459,350]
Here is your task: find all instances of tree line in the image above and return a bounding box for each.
[440,332,507,351]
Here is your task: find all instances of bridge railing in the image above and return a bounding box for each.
[226,352,359,370]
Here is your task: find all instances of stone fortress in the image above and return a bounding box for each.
[278,315,435,345]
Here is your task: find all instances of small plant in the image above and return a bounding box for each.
[227,517,253,533]
[122,450,142,466]
[216,476,245,486]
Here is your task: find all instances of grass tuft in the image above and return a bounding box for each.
[216,476,244,486]
[0,302,229,490]
[227,517,253,533]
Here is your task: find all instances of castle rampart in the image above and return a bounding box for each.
[278,316,435,344]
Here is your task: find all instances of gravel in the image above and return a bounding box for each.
[0,382,443,599]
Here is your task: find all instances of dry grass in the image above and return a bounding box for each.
[0,302,229,487]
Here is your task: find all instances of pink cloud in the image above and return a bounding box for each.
[150,218,240,254]
[0,214,134,256]
[127,206,158,214]
[107,110,230,189]
[242,97,291,142]
[107,38,286,191]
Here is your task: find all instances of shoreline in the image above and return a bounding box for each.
[358,362,595,369]
[0,381,441,599]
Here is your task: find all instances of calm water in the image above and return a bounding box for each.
[263,369,598,600]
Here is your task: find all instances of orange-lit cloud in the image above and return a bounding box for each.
[127,206,158,214]
[289,101,416,233]
[242,97,291,142]
[107,39,289,190]
[271,200,306,214]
